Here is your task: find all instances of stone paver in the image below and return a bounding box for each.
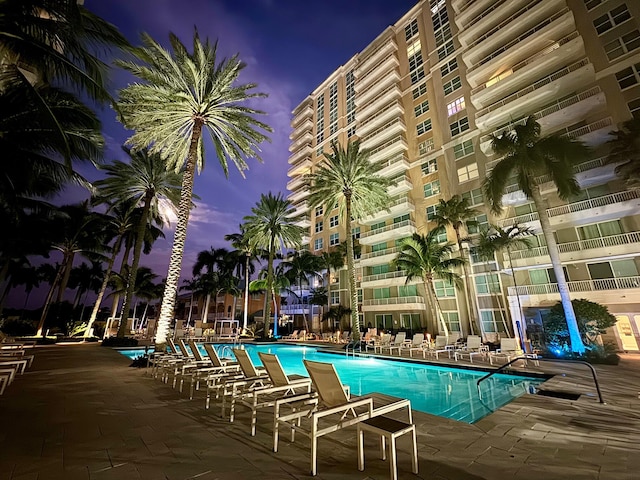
[0,343,639,479]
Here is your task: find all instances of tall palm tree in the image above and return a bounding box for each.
[317,250,344,319]
[432,195,479,335]
[476,223,534,336]
[192,247,231,323]
[306,140,392,341]
[484,115,588,353]
[225,228,261,331]
[180,277,200,328]
[607,118,640,187]
[116,30,271,346]
[243,192,304,337]
[393,231,465,337]
[95,147,181,337]
[281,250,323,333]
[249,263,293,336]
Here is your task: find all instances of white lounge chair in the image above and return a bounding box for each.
[369,333,392,353]
[384,332,407,355]
[454,335,488,363]
[428,336,451,359]
[488,338,522,365]
[399,333,424,356]
[222,348,270,419]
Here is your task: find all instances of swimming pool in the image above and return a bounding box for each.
[117,343,545,423]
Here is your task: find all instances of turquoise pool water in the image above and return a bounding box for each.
[117,343,544,423]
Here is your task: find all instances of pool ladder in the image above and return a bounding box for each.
[345,340,364,356]
[476,356,605,404]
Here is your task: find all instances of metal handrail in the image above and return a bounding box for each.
[476,356,605,404]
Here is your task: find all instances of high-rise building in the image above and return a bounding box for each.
[287,0,640,350]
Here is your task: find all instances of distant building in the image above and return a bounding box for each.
[287,0,640,349]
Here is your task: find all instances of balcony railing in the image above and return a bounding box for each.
[476,58,590,119]
[359,101,403,131]
[508,231,640,260]
[362,296,425,307]
[362,270,407,283]
[359,219,416,240]
[463,0,508,30]
[361,246,401,261]
[361,118,405,146]
[559,117,613,140]
[508,276,640,296]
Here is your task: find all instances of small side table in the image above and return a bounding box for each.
[357,416,418,480]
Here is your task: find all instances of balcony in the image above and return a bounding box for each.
[507,276,640,306]
[360,246,401,267]
[289,201,309,218]
[456,0,508,30]
[293,214,311,229]
[359,219,417,245]
[357,101,404,139]
[288,143,313,164]
[475,58,594,132]
[465,8,574,85]
[368,136,408,164]
[479,87,606,155]
[355,70,401,108]
[361,195,415,225]
[357,39,398,78]
[357,85,402,120]
[361,118,406,150]
[458,0,523,47]
[287,158,312,177]
[292,101,313,127]
[356,55,399,93]
[497,190,640,230]
[559,117,613,147]
[376,155,410,178]
[362,296,426,312]
[286,175,305,191]
[507,231,640,268]
[288,187,310,204]
[289,131,313,152]
[361,269,416,288]
[290,118,313,139]
[387,175,413,197]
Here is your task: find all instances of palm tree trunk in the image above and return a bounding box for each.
[202,293,211,324]
[263,240,275,338]
[118,192,152,338]
[36,263,65,336]
[271,285,278,337]
[345,194,360,341]
[57,251,75,303]
[156,121,203,346]
[425,279,449,337]
[530,185,585,353]
[506,246,525,340]
[186,292,194,328]
[243,257,250,331]
[454,228,477,336]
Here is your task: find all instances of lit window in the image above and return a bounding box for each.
[593,4,631,35]
[453,140,474,159]
[443,76,462,95]
[416,119,432,135]
[329,233,339,246]
[604,30,640,61]
[314,238,323,251]
[616,64,640,89]
[329,215,339,228]
[447,97,465,116]
[421,158,437,175]
[423,180,441,198]
[414,100,430,117]
[457,163,479,183]
[315,221,323,233]
[407,39,422,58]
[450,117,470,137]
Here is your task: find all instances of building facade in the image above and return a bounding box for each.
[287,0,640,349]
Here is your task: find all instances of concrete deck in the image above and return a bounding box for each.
[0,343,639,480]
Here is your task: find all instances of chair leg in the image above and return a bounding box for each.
[389,436,397,480]
[411,426,419,474]
[380,434,386,460]
[357,427,365,471]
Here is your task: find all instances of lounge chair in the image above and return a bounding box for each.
[408,335,432,358]
[427,335,452,359]
[454,335,488,363]
[368,333,391,353]
[274,359,413,476]
[382,332,406,355]
[282,330,299,340]
[222,348,271,419]
[0,366,18,395]
[488,338,538,366]
[398,333,423,356]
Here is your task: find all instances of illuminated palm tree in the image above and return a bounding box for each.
[243,192,304,337]
[192,247,231,323]
[225,228,261,331]
[393,231,464,337]
[281,250,323,333]
[306,140,391,341]
[317,249,343,317]
[607,118,640,187]
[116,30,271,345]
[484,116,588,353]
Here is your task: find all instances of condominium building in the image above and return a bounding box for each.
[287,0,640,350]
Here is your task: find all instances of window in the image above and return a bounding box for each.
[480,311,507,333]
[447,97,465,116]
[400,313,421,330]
[443,76,462,95]
[432,5,448,31]
[416,119,432,135]
[454,140,474,159]
[329,233,340,246]
[407,39,424,85]
[372,242,387,252]
[475,274,501,294]
[470,247,493,264]
[442,312,461,333]
[629,98,640,119]
[421,158,437,175]
[314,238,323,251]
[411,67,425,84]
[450,117,469,136]
[457,163,479,183]
[315,221,323,233]
[371,221,385,231]
[437,40,455,61]
[348,126,356,138]
[584,0,602,11]
[414,100,430,117]
[316,145,324,156]
[604,30,640,61]
[329,215,339,228]
[418,139,434,155]
[395,237,409,247]
[440,58,458,77]
[588,259,639,279]
[423,180,441,198]
[375,314,393,330]
[330,291,340,305]
[352,226,361,239]
[405,19,419,41]
[461,188,484,206]
[577,220,623,240]
[315,206,323,217]
[434,226,447,243]
[593,4,631,35]
[434,279,455,297]
[394,214,410,224]
[435,24,452,47]
[426,205,437,221]
[373,287,391,299]
[412,83,427,99]
[616,64,640,89]
[398,285,417,297]
[467,214,488,234]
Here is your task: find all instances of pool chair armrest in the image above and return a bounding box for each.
[315,397,374,422]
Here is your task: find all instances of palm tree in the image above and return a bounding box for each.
[317,250,344,318]
[281,250,323,333]
[249,263,293,336]
[306,140,392,341]
[323,305,352,333]
[393,231,465,337]
[94,147,181,337]
[432,195,479,335]
[476,223,534,336]
[607,118,640,187]
[308,286,328,332]
[192,247,231,323]
[180,277,200,328]
[484,115,588,353]
[116,30,271,346]
[225,228,261,332]
[243,192,304,338]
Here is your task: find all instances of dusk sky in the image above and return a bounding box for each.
[8,0,419,307]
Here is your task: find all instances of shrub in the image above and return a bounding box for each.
[543,299,617,346]
[0,318,36,336]
[101,337,138,347]
[130,355,149,368]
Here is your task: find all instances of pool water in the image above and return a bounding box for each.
[117,343,544,423]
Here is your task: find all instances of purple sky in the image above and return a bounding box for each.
[7,0,418,308]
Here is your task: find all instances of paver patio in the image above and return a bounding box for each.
[0,343,639,479]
